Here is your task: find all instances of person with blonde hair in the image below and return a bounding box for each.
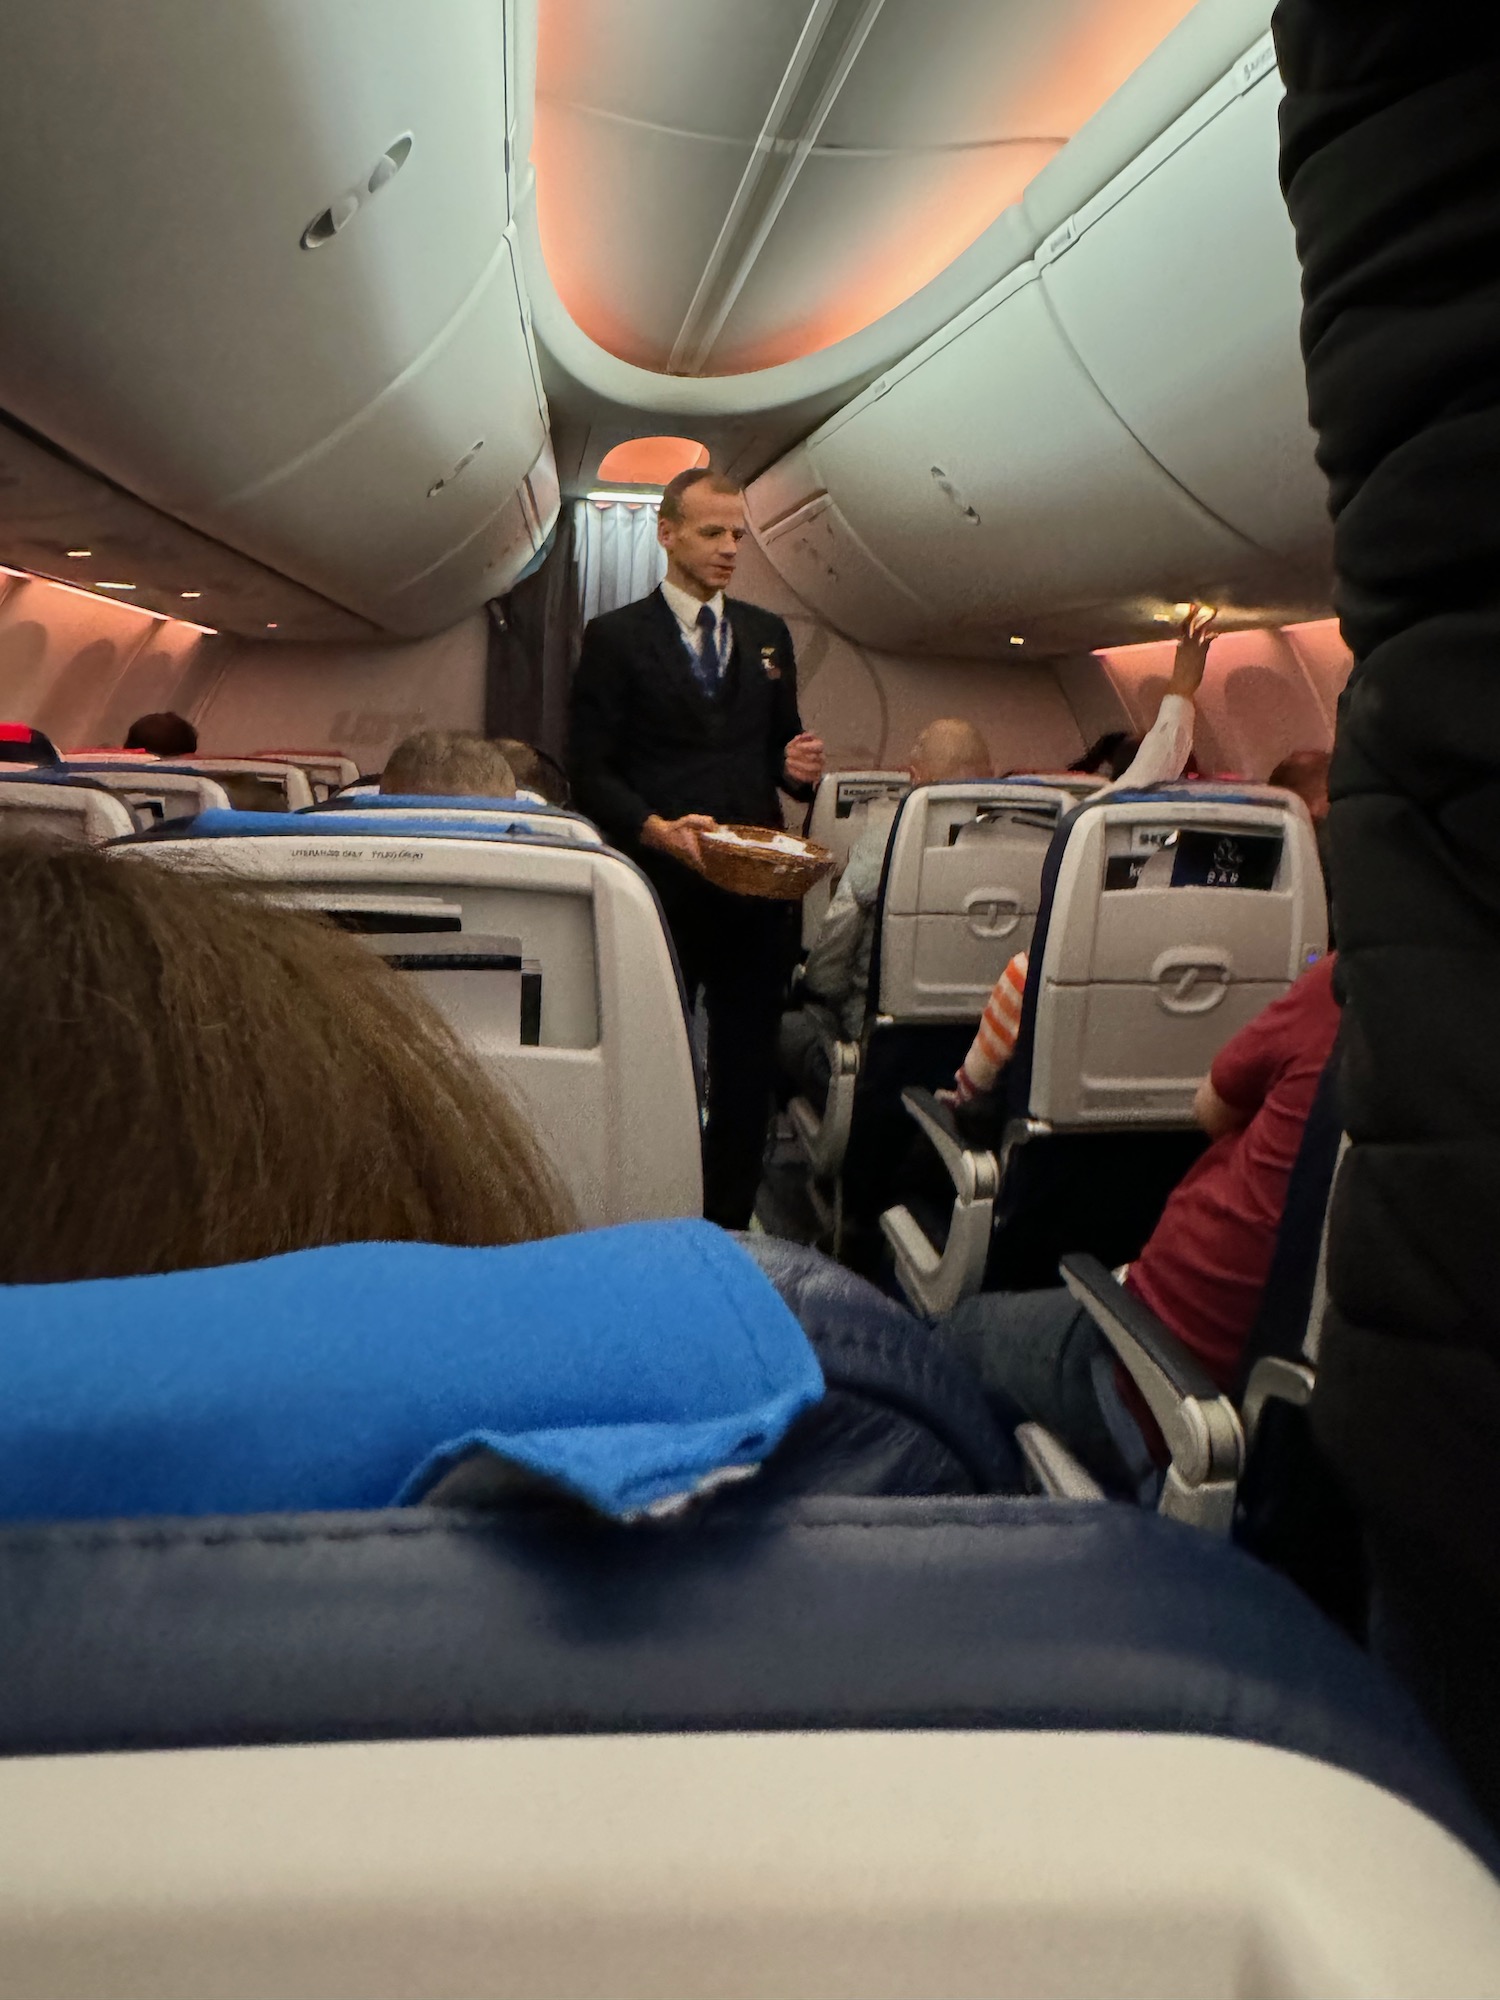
[787,716,994,1063]
[381,730,518,800]
[0,839,569,1283]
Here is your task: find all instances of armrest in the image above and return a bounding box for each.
[788,1034,861,1181]
[899,1088,1000,1204]
[1014,1423,1106,1501]
[1241,1355,1315,1444]
[1059,1254,1243,1534]
[877,1092,1001,1317]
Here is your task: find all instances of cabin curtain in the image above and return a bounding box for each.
[487,513,578,760]
[574,499,666,623]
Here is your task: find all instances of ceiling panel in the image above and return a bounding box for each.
[533,0,1199,377]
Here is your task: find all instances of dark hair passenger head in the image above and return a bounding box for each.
[1269,748,1332,824]
[124,712,198,757]
[1071,730,1141,780]
[0,838,571,1283]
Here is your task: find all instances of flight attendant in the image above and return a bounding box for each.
[568,467,825,1228]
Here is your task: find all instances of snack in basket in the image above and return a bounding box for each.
[696,822,836,902]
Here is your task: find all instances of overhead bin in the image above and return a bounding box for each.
[216,241,550,634]
[754,263,1263,655]
[1038,38,1330,562]
[748,24,1332,653]
[0,1,555,635]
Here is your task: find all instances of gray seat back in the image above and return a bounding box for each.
[0,776,137,844]
[124,825,702,1225]
[68,766,230,825]
[801,770,910,948]
[1025,788,1327,1127]
[876,782,1075,1022]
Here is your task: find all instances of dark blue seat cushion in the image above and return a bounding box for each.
[0,1494,1488,1864]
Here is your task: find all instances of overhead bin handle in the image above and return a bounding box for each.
[963,888,1023,940]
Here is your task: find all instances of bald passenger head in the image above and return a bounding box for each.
[909,718,993,789]
[381,730,518,800]
[1268,748,1331,824]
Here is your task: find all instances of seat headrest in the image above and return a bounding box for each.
[313,793,568,817]
[121,808,588,847]
[0,724,60,767]
[0,1221,823,1524]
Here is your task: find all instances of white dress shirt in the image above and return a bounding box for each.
[1098,691,1195,794]
[660,579,730,676]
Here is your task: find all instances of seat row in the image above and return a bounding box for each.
[788,773,1327,1297]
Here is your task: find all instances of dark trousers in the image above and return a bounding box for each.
[658,869,794,1230]
[936,1287,1160,1502]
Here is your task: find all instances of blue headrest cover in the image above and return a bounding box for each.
[125,809,582,847]
[1092,785,1270,808]
[313,792,565,817]
[0,1221,824,1524]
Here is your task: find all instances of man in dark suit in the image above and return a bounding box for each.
[569,468,825,1228]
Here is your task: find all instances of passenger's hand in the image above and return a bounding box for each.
[1167,604,1217,698]
[641,812,716,871]
[784,733,826,787]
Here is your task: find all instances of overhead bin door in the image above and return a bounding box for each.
[1038,44,1332,563]
[0,0,554,635]
[804,267,1262,652]
[216,241,548,629]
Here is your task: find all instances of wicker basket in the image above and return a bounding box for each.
[697,823,836,902]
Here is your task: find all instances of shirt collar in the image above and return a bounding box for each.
[660,578,726,639]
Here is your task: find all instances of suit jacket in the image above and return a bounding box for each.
[568,589,813,858]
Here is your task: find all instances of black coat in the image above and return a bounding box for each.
[1275,2,1500,1621]
[567,589,813,856]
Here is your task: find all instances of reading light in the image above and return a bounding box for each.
[1009,635,1025,647]
[95,581,136,591]
[180,591,203,600]
[66,549,92,559]
[266,622,279,630]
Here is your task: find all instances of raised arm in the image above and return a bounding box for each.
[1106,606,1215,793]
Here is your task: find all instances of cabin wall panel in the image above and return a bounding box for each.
[189,620,489,771]
[1098,617,1350,778]
[0,570,489,768]
[730,537,1083,776]
[0,574,206,749]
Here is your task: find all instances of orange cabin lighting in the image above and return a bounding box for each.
[596,437,711,486]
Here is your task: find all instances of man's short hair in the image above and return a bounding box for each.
[910,717,993,786]
[659,467,743,525]
[124,711,197,758]
[381,730,518,799]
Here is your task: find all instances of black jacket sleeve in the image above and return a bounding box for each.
[1275,0,1500,1612]
[767,613,816,806]
[567,615,655,849]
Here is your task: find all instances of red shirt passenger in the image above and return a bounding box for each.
[938,955,1341,1499]
[1126,952,1341,1390]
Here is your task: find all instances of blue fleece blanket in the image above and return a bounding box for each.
[0,1221,823,1523]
